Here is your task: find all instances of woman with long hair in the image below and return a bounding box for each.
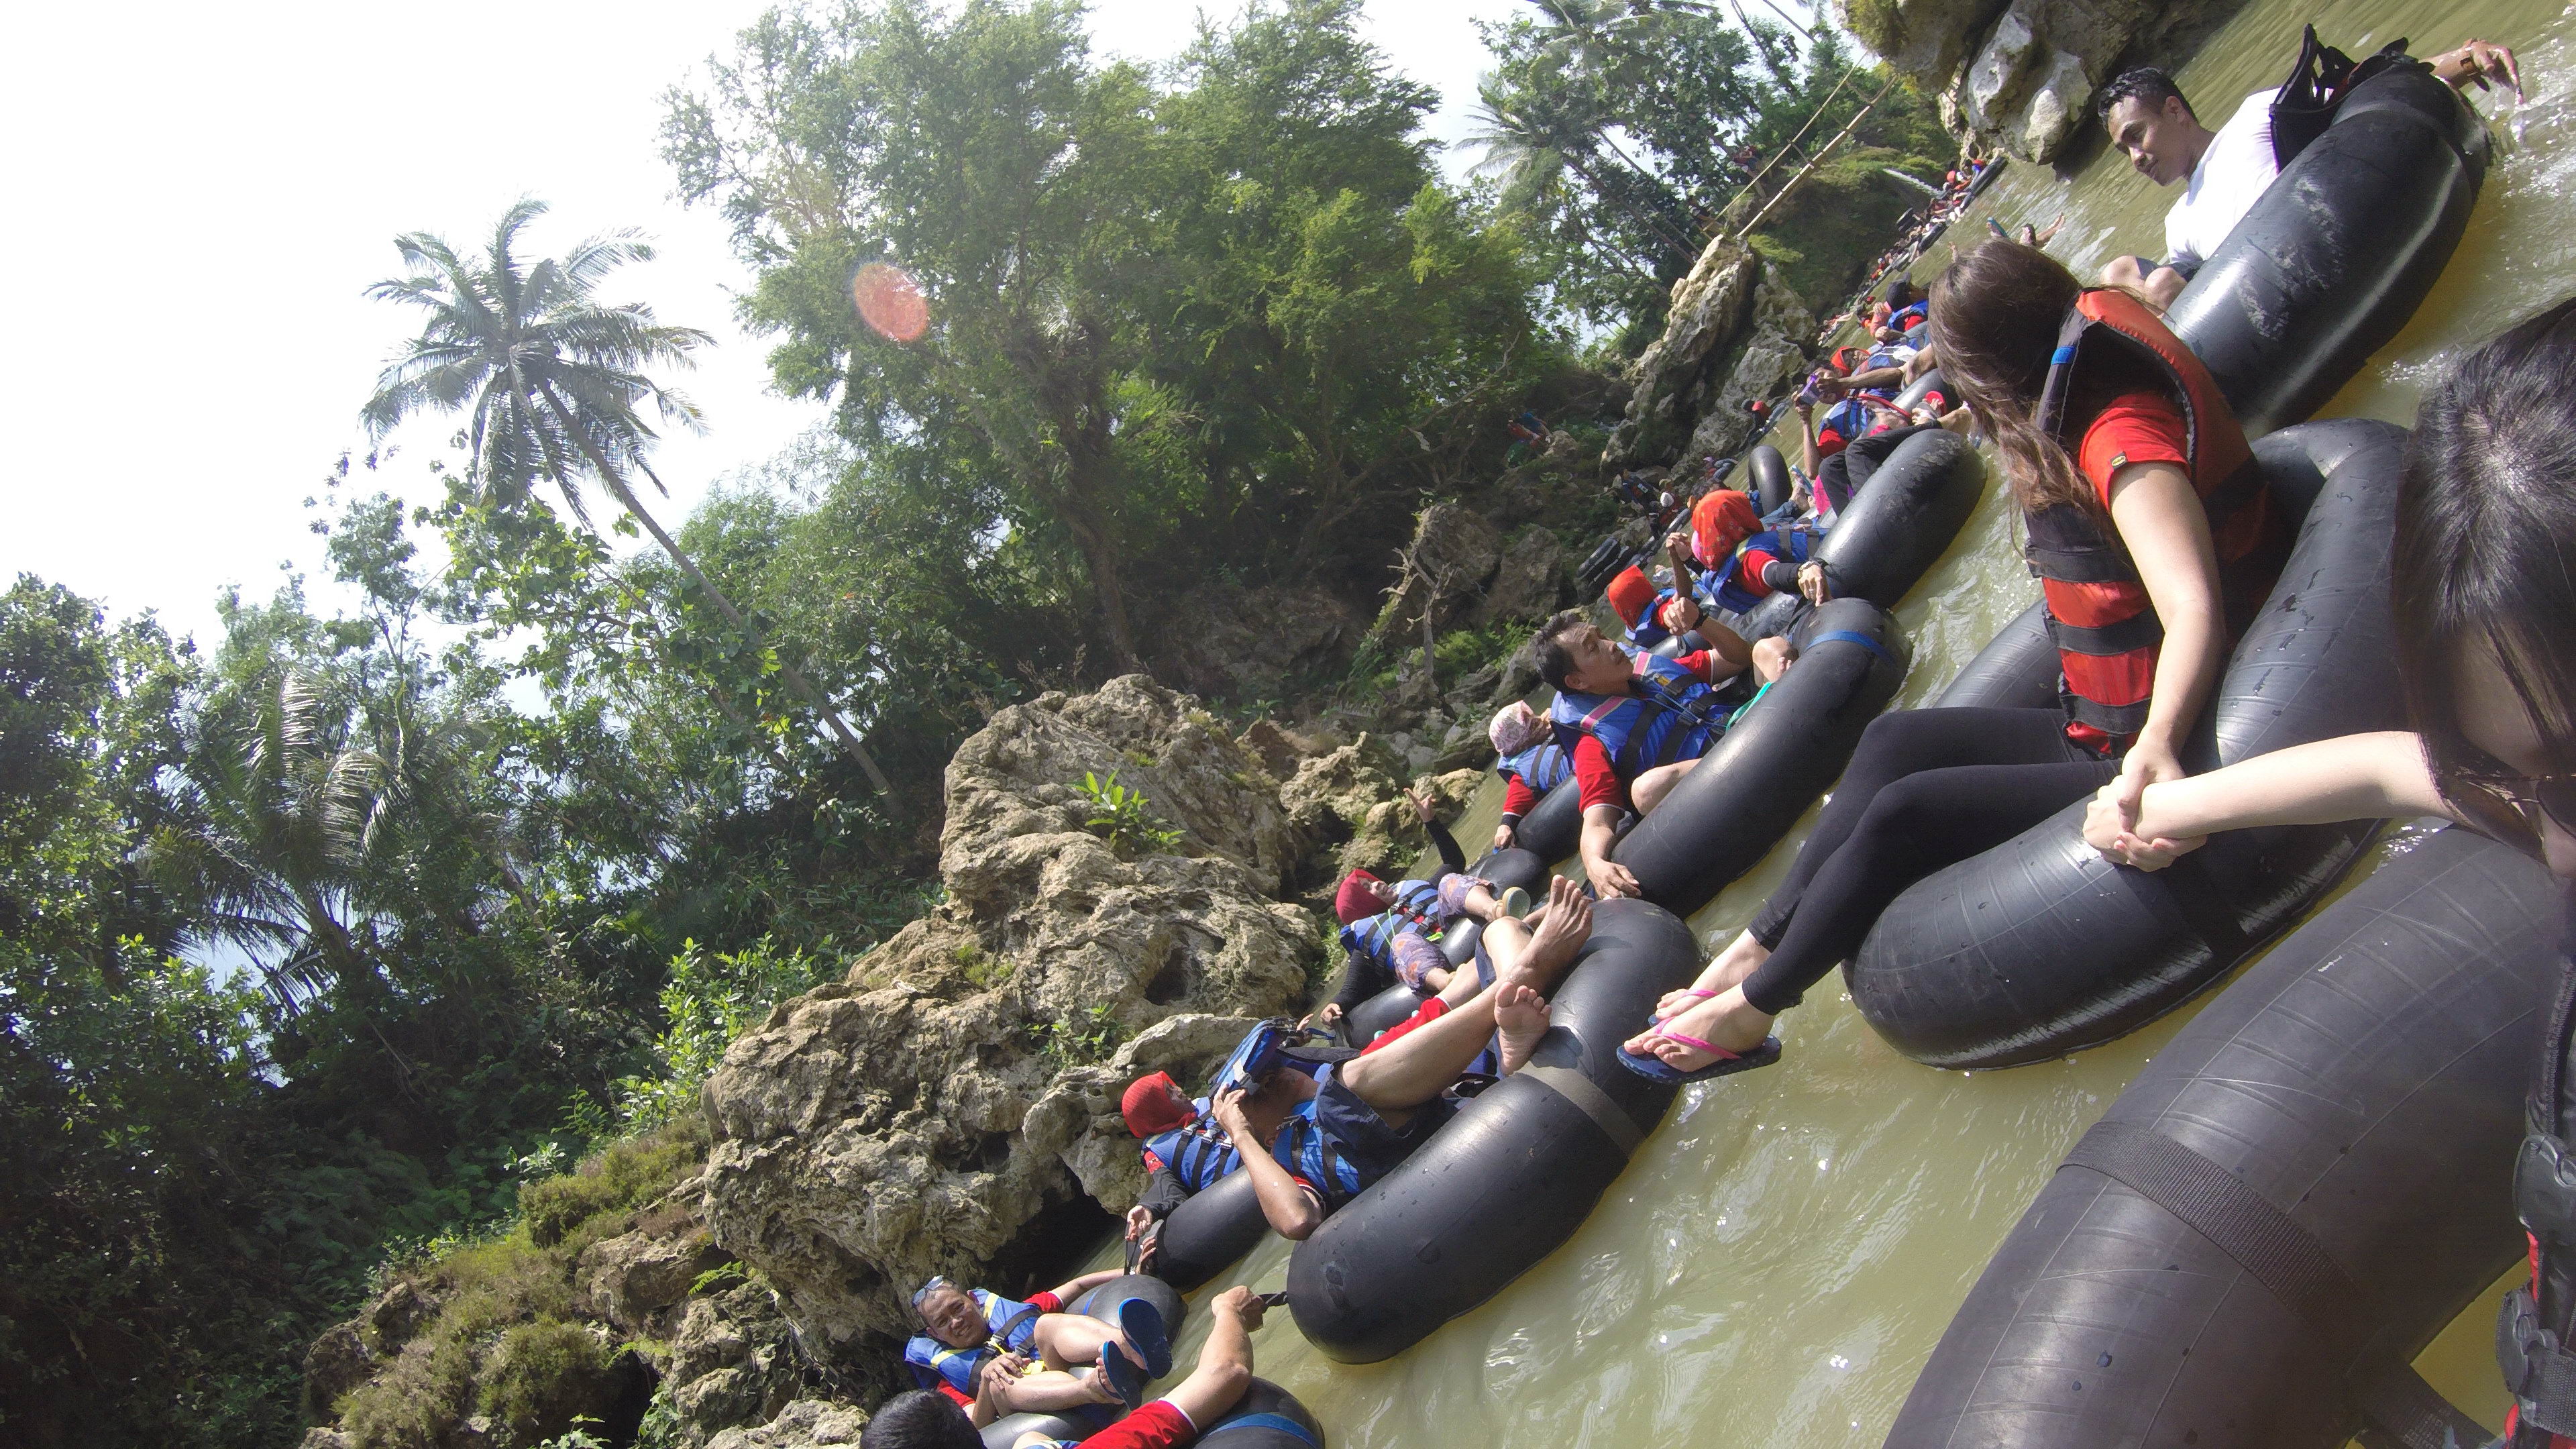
[1623,239,2288,1083]
[2080,298,2576,1446]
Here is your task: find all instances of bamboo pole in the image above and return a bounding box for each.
[1728,77,1896,244]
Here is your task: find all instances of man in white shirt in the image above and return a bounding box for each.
[2094,42,2522,308]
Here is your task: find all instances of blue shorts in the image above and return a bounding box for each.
[1313,1067,1454,1191]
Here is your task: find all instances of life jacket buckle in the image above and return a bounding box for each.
[2498,1285,2576,1435]
[2516,1132,2576,1246]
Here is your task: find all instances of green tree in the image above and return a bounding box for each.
[359,199,891,790]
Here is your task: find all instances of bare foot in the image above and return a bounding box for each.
[1495,982,1552,1073]
[1653,930,1770,1018]
[1623,983,1775,1069]
[1503,877,1593,992]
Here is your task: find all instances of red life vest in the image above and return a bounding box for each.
[2029,288,2269,745]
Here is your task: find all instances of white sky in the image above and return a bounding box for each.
[0,0,1538,648]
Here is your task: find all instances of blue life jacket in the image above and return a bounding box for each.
[1498,742,1570,792]
[1271,1073,1372,1209]
[1142,1097,1242,1193]
[1888,300,1929,332]
[1695,525,1818,615]
[1336,878,1446,973]
[1549,647,1727,781]
[903,1288,1046,1396]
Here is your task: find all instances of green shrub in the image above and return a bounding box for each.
[339,1335,474,1449]
[1073,771,1184,857]
[482,1318,615,1446]
[607,938,831,1135]
[519,1132,704,1248]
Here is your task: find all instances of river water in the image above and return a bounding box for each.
[1124,3,2576,1441]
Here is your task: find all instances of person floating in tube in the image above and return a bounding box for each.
[904,1271,1166,1426]
[863,1285,1273,1449]
[2067,299,2576,1447]
[1662,488,1828,615]
[1623,238,2285,1084]
[2094,36,2521,310]
[1120,877,1597,1248]
[1311,789,1534,1029]
[1487,701,1570,855]
[1528,611,1793,900]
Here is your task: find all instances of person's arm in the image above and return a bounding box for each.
[1328,947,1391,1015]
[1427,816,1464,877]
[1905,346,1937,380]
[2102,460,2230,818]
[1798,401,1822,478]
[1845,365,1907,392]
[2430,39,2522,96]
[1159,1286,1264,1428]
[1580,806,1638,898]
[1044,1268,1124,1305]
[1209,1089,1326,1240]
[2086,732,2447,868]
[1129,1164,1189,1240]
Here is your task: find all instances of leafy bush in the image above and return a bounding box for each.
[482,1319,615,1444]
[1028,1002,1125,1067]
[607,938,832,1134]
[1073,771,1184,857]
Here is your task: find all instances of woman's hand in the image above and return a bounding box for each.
[1407,789,1436,824]
[2089,742,2203,869]
[1492,821,1516,852]
[1299,1001,1344,1031]
[1796,560,1832,605]
[1123,1204,1153,1241]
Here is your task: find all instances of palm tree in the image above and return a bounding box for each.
[361,198,890,792]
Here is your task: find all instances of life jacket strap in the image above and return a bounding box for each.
[2055,676,2153,738]
[2023,502,2137,584]
[2044,609,2164,658]
[2502,1285,2576,1437]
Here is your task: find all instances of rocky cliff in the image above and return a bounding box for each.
[1843,0,2251,160]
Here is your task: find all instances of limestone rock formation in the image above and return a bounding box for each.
[1847,0,2245,161]
[1603,238,1817,473]
[700,678,1330,1399]
[706,1399,869,1449]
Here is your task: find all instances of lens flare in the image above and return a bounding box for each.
[852,262,929,343]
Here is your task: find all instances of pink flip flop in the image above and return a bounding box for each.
[1618,1025,1783,1085]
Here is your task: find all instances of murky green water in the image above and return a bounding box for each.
[1126,5,2576,1441]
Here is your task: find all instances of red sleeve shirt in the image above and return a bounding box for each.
[1029,1291,1065,1315]
[1572,734,1627,814]
[2076,391,2190,506]
[1671,649,1721,684]
[1077,1400,1196,1449]
[1500,773,1542,818]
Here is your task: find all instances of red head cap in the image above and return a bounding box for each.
[1334,869,1386,924]
[1120,1071,1195,1138]
[1605,566,1658,629]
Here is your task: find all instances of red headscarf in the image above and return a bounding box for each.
[1120,1071,1195,1137]
[1690,489,1760,569]
[1605,566,1658,629]
[1334,869,1387,924]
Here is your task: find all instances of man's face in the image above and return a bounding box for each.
[1558,625,1631,695]
[2106,94,2200,185]
[922,1286,986,1349]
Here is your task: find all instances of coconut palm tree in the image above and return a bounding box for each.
[361,198,890,792]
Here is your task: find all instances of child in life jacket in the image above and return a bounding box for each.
[1487,701,1570,853]
[1122,880,1595,1246]
[861,1286,1273,1449]
[1662,489,1831,614]
[904,1271,1168,1426]
[1318,792,1532,1023]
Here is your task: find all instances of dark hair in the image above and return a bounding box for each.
[861,1391,981,1449]
[2394,296,2576,800]
[1884,277,1917,309]
[2096,66,2194,121]
[1926,240,2103,517]
[1532,609,1588,692]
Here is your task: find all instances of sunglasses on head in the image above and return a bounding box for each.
[2445,759,2576,855]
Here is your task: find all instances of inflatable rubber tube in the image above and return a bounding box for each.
[1500,775,1582,865]
[1748,443,1792,517]
[1200,1377,1327,1448]
[1611,599,1909,918]
[1731,427,1984,641]
[1885,366,1945,417]
[1962,155,2006,203]
[1927,418,2342,714]
[977,1275,1191,1449]
[1884,826,2561,1448]
[2166,64,2489,437]
[1332,851,1550,1050]
[1340,983,1421,1050]
[1846,418,2408,1068]
[1149,1170,1272,1293]
[1285,897,1698,1362]
[1929,598,2055,710]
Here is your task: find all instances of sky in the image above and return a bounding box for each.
[0,0,1538,648]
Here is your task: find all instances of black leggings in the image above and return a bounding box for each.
[1740,706,2116,1015]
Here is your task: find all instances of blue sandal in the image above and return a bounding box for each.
[1115,1297,1172,1380]
[1617,1027,1783,1085]
[1097,1338,1148,1407]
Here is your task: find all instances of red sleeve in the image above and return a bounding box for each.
[1501,774,1541,818]
[1672,649,1719,685]
[1028,1291,1064,1315]
[1573,735,1629,814]
[940,1384,975,1409]
[2077,392,2190,506]
[1078,1400,1197,1449]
